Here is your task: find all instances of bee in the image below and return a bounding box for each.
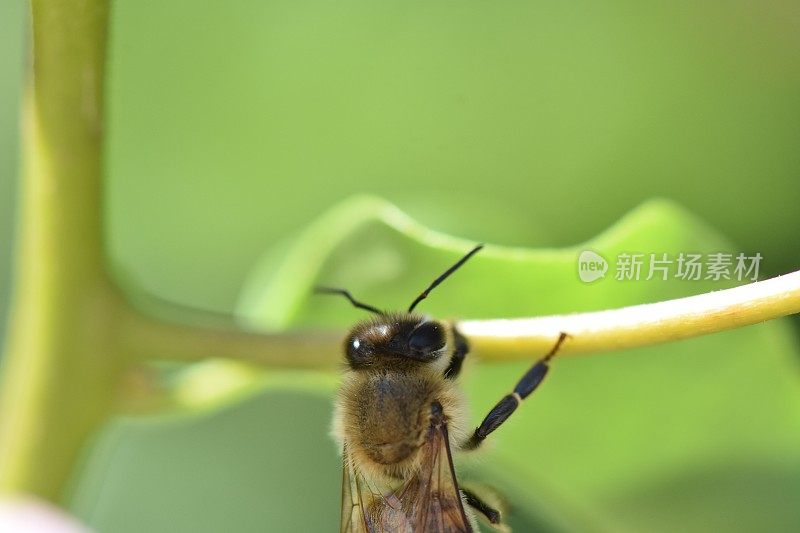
[318,245,569,532]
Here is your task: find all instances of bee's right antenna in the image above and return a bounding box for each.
[314,287,383,315]
[407,244,484,313]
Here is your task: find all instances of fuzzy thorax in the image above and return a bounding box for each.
[333,365,467,484]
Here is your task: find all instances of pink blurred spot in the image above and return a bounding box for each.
[0,497,91,532]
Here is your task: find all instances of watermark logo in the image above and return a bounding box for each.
[578,250,608,283]
[577,250,762,283]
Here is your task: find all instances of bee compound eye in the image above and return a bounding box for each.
[408,322,445,355]
[346,335,372,364]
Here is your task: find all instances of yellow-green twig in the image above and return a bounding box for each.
[121,309,341,368]
[128,271,800,368]
[0,0,117,500]
[458,270,800,359]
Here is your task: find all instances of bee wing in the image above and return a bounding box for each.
[340,402,473,533]
[341,446,380,533]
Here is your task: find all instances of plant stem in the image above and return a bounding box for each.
[129,270,800,367]
[120,309,340,368]
[458,269,800,359]
[0,0,120,500]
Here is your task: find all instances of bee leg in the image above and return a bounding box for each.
[462,488,503,525]
[463,332,569,450]
[443,326,470,379]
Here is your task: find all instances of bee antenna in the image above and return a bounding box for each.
[407,244,484,313]
[314,286,383,315]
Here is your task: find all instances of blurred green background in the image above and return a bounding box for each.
[2,1,800,532]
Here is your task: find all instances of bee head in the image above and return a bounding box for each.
[315,244,483,370]
[345,315,447,369]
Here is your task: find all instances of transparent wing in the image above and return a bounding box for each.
[340,402,473,533]
[392,401,473,532]
[341,446,380,533]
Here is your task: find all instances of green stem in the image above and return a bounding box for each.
[130,269,800,368]
[120,309,340,368]
[458,269,800,359]
[0,0,119,500]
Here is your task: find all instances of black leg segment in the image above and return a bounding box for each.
[464,332,569,450]
[462,488,502,525]
[444,326,470,380]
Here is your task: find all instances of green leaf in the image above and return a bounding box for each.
[69,197,800,533]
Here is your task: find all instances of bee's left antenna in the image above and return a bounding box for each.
[407,244,484,312]
[314,287,383,315]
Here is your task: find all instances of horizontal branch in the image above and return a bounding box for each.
[125,270,800,369]
[457,270,800,360]
[120,309,341,368]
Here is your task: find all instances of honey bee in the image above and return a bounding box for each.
[318,245,568,532]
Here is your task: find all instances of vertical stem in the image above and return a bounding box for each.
[0,0,119,500]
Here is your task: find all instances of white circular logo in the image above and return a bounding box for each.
[578,250,608,283]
